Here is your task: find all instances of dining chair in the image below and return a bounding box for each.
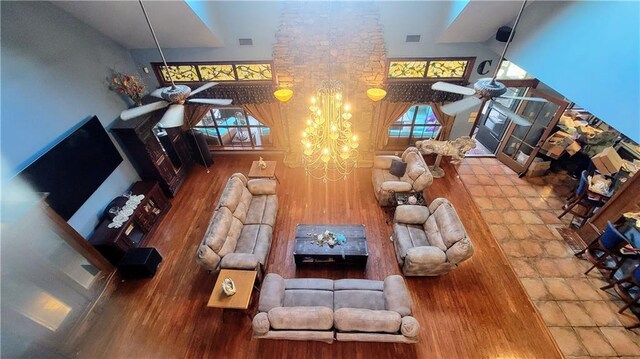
[583,221,628,279]
[600,265,640,329]
[558,170,602,227]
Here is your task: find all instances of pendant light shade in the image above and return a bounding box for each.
[274,88,294,102]
[367,88,387,102]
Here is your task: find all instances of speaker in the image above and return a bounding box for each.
[496,26,513,42]
[118,247,163,279]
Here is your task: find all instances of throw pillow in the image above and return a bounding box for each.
[389,159,407,177]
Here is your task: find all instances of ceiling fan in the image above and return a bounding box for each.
[119,0,232,127]
[431,0,545,127]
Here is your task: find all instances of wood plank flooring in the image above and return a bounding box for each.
[76,154,562,359]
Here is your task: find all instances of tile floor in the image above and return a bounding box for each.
[456,157,640,359]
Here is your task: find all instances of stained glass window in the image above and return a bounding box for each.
[388,61,427,79]
[198,64,235,81]
[426,60,468,78]
[160,65,198,82]
[236,64,273,81]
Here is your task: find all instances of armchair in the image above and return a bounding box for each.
[392,198,473,276]
[371,147,433,207]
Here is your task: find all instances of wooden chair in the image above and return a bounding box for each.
[600,265,640,329]
[583,221,628,279]
[558,170,602,227]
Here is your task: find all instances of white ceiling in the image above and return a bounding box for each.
[53,1,223,49]
[438,1,531,43]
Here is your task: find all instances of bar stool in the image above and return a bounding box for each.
[600,265,640,329]
[558,170,602,227]
[583,221,628,279]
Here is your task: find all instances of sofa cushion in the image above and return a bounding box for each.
[235,224,273,265]
[403,151,426,181]
[284,289,334,309]
[383,275,412,317]
[258,273,285,312]
[406,246,446,266]
[218,217,243,256]
[204,207,233,252]
[247,179,277,195]
[232,188,253,223]
[373,155,401,169]
[218,177,245,213]
[334,308,401,333]
[245,195,277,227]
[446,237,474,264]
[372,168,401,190]
[268,306,333,330]
[394,205,430,225]
[432,203,466,248]
[393,223,429,256]
[334,290,385,311]
[389,159,407,177]
[253,312,270,335]
[220,253,259,271]
[401,316,420,338]
[285,278,334,291]
[334,279,383,291]
[423,216,447,251]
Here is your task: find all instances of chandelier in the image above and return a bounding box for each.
[301,80,359,182]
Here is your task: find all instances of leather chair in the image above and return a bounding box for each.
[371,147,433,207]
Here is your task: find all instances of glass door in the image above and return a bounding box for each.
[472,86,527,154]
[495,88,569,173]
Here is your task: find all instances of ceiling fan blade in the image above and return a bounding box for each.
[493,102,533,127]
[432,81,476,96]
[120,101,169,120]
[441,96,482,116]
[157,104,185,128]
[499,95,548,103]
[150,88,166,99]
[188,98,233,106]
[189,82,218,96]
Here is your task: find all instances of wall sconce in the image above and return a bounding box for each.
[274,88,294,102]
[366,88,387,102]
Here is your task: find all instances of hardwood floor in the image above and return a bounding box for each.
[76,154,562,359]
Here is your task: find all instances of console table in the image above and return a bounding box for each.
[89,181,170,265]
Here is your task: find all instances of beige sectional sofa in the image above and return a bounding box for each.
[196,173,277,277]
[371,147,433,207]
[393,198,474,276]
[252,273,420,344]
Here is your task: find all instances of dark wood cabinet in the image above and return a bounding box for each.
[89,181,170,265]
[111,112,190,197]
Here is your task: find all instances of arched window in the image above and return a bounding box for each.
[386,104,441,148]
[193,107,272,149]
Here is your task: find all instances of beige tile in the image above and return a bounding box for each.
[565,278,605,301]
[494,176,513,186]
[487,165,505,175]
[471,165,490,175]
[510,258,538,277]
[503,211,524,224]
[491,197,512,210]
[549,327,588,357]
[507,224,531,240]
[477,175,497,186]
[500,185,521,197]
[518,210,545,224]
[489,224,510,242]
[482,210,503,224]
[600,327,640,356]
[527,224,558,240]
[543,278,578,300]
[556,258,590,278]
[543,240,574,258]
[456,165,474,175]
[538,210,564,224]
[516,185,541,197]
[604,300,640,327]
[519,239,544,257]
[535,301,570,326]
[507,197,531,210]
[558,302,597,326]
[459,174,479,185]
[545,197,566,209]
[574,327,617,356]
[502,240,525,258]
[526,197,551,209]
[581,301,622,326]
[534,258,565,277]
[521,278,552,300]
[483,184,503,196]
[474,196,494,209]
[465,184,487,196]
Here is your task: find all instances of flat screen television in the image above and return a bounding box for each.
[19,116,123,220]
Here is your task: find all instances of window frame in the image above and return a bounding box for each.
[385,104,442,149]
[386,57,476,82]
[151,61,276,86]
[192,107,273,150]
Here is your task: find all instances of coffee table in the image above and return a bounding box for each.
[293,224,368,267]
[208,269,257,320]
[248,160,279,183]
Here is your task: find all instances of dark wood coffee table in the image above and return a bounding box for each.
[293,224,368,267]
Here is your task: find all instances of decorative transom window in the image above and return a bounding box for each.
[152,62,274,86]
[387,58,474,81]
[192,107,272,150]
[386,105,441,148]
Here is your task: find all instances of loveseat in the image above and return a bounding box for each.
[372,147,433,206]
[196,173,277,278]
[252,273,420,344]
[393,198,473,276]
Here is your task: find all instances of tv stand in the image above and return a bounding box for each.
[89,181,170,265]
